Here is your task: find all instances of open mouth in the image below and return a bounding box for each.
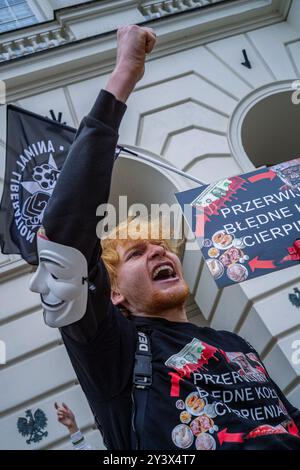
[152,263,178,282]
[41,294,65,309]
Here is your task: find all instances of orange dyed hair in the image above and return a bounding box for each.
[101,217,183,289]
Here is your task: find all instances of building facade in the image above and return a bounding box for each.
[0,0,300,449]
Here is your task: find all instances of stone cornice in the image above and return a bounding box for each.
[0,0,289,64]
[0,0,292,102]
[0,27,74,62]
[137,0,225,20]
[0,0,140,62]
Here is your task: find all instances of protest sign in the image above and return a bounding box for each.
[176,158,300,287]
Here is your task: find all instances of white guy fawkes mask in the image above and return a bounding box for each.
[29,233,88,328]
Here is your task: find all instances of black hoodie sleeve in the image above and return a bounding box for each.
[42,89,126,264]
[42,90,127,342]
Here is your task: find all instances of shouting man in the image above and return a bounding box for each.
[30,25,300,450]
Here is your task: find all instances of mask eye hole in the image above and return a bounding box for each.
[51,274,58,280]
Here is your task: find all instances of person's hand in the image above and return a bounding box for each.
[106,25,157,102]
[115,24,156,83]
[55,402,78,435]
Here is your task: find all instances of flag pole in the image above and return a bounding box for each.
[117,145,205,186]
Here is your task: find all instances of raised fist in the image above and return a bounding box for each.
[106,25,156,102]
[115,25,156,84]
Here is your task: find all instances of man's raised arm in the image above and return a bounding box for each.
[29,26,156,335]
[42,25,156,264]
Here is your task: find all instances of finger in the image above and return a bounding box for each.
[143,26,156,37]
[62,402,69,411]
[145,31,156,54]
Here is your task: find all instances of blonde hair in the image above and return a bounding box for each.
[101,216,183,289]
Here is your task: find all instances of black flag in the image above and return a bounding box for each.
[0,105,76,264]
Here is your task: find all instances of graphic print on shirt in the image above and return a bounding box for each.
[165,338,299,450]
[165,338,226,377]
[166,338,223,450]
[225,351,268,383]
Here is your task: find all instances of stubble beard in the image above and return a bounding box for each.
[147,279,190,314]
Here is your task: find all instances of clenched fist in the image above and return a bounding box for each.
[106,25,157,103]
[116,25,156,83]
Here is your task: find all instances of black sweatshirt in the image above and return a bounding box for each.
[42,90,300,450]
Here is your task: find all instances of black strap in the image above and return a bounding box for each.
[131,330,152,449]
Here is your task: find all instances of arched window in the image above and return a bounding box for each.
[228,80,300,171]
[241,90,300,168]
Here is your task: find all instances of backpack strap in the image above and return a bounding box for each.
[131,330,152,450]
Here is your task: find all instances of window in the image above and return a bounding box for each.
[228,81,300,172]
[241,91,300,168]
[0,0,38,33]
